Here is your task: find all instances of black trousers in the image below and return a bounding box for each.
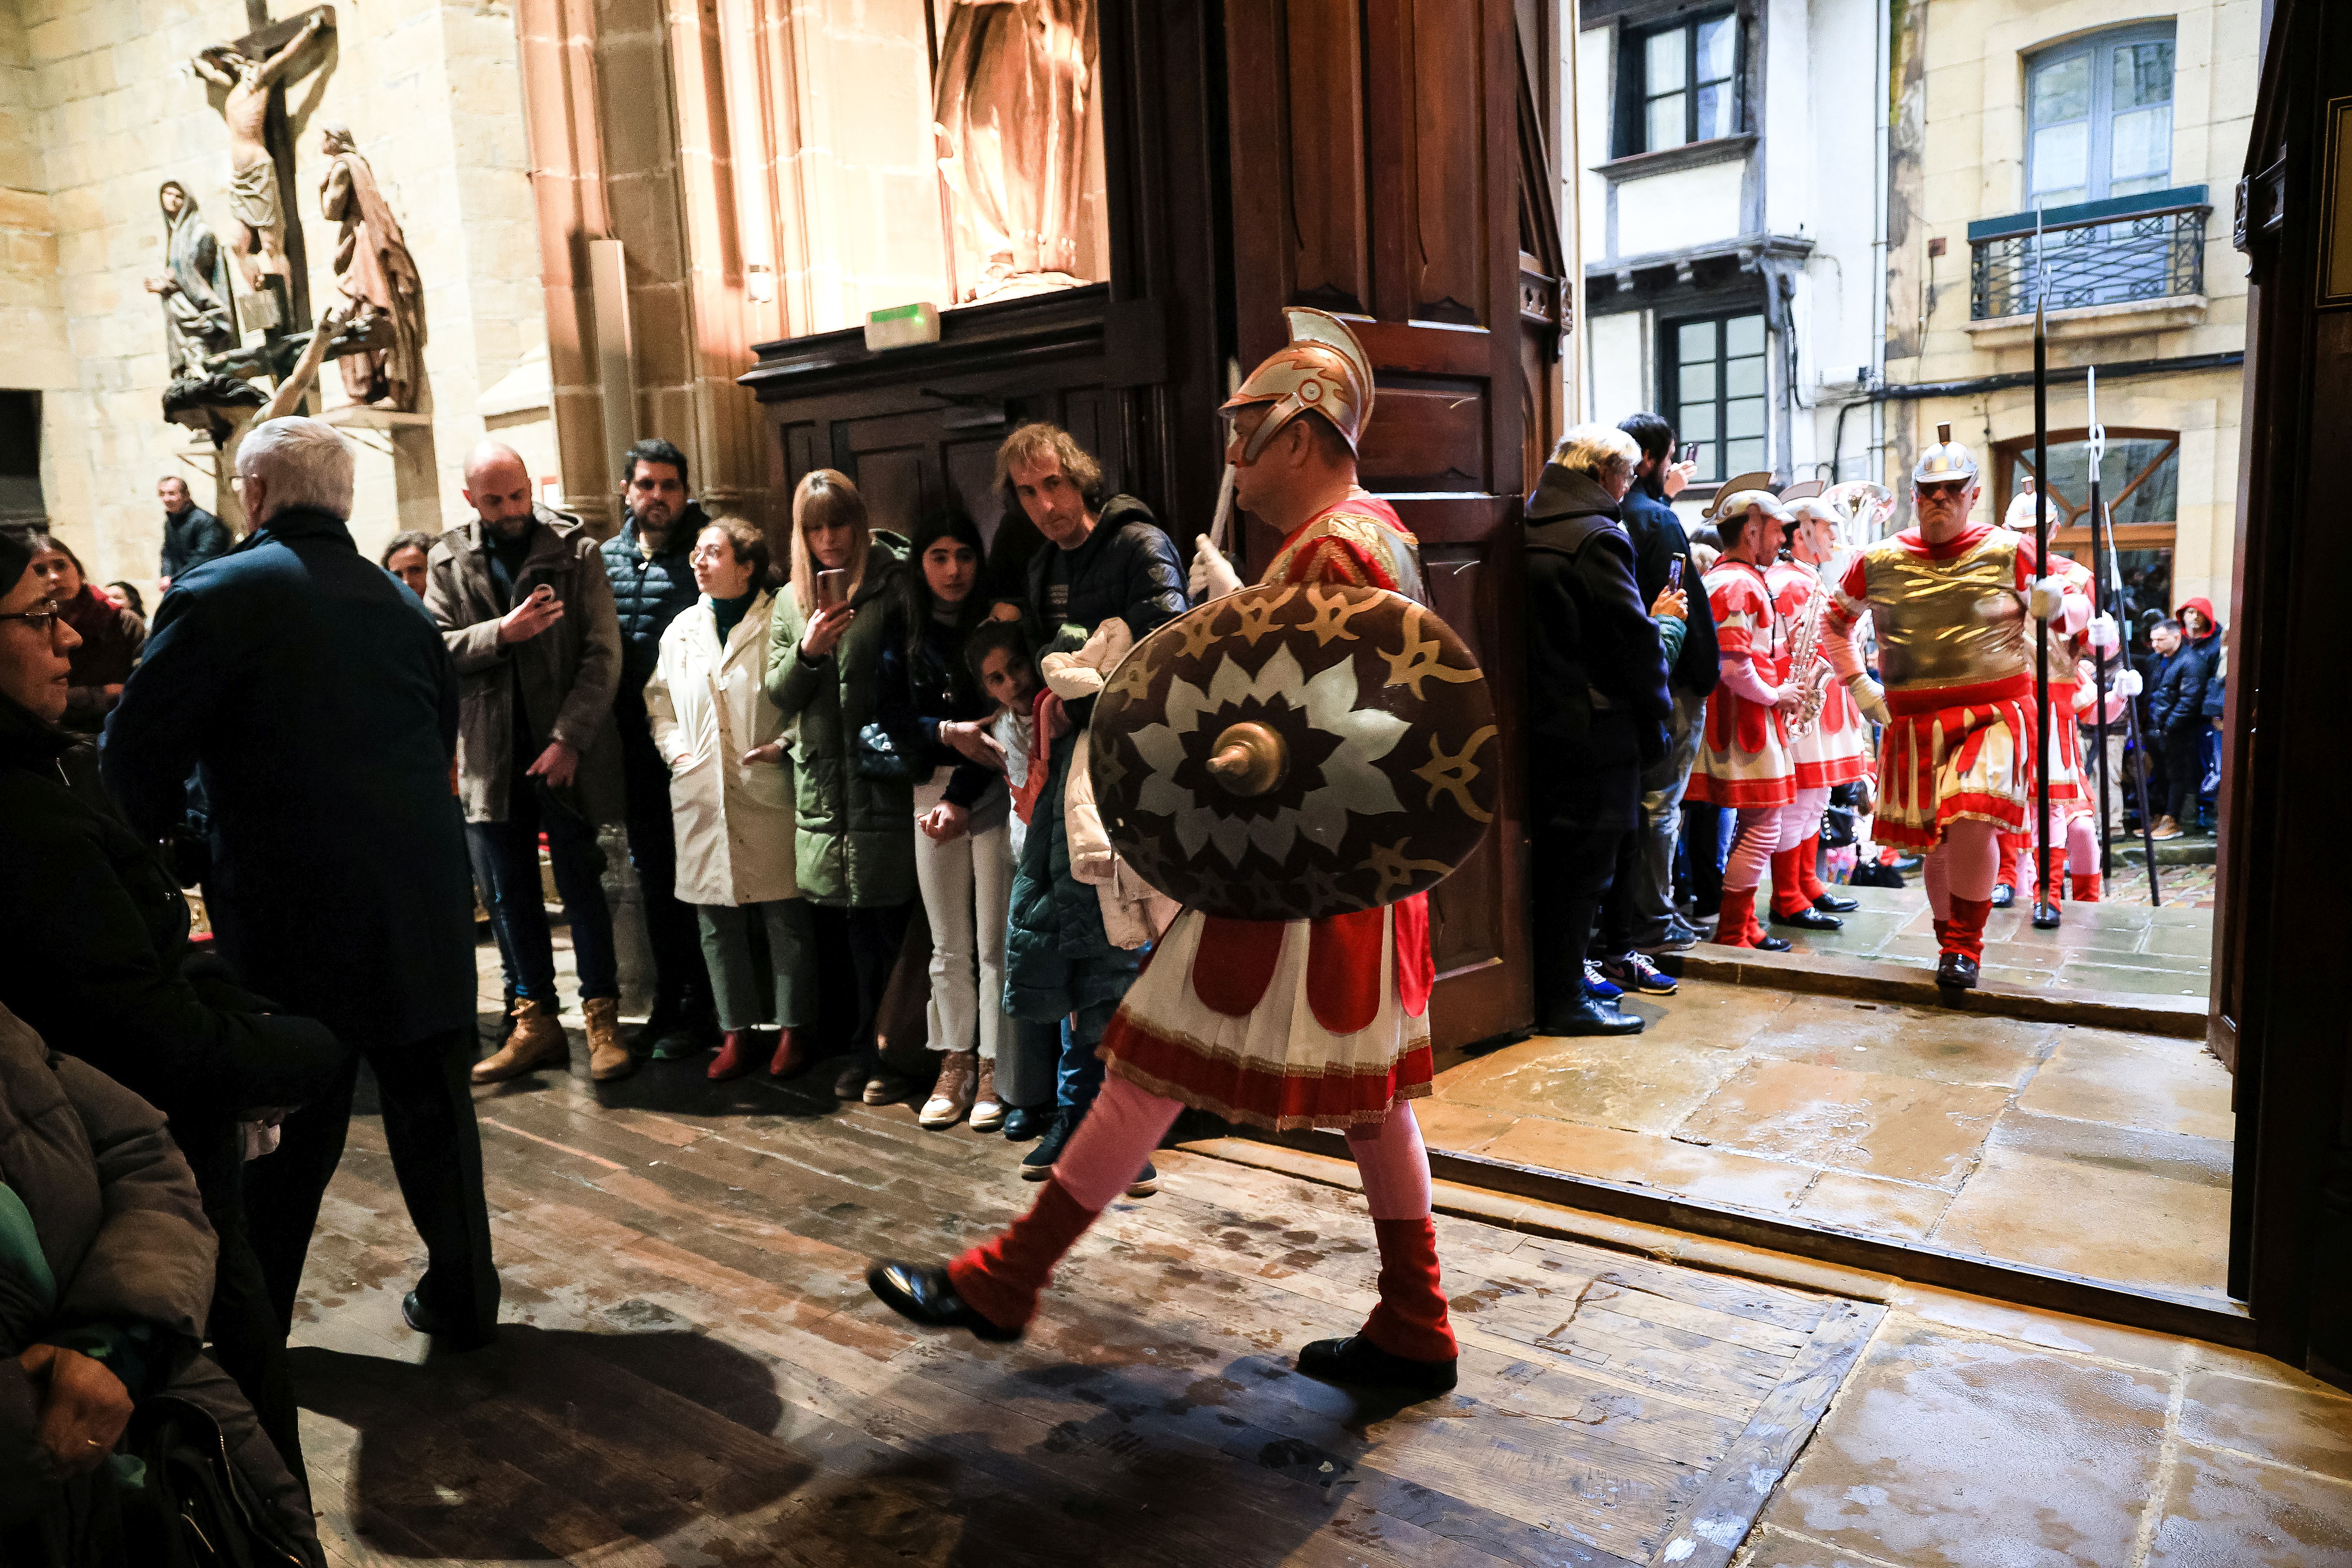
[843,902,914,1063]
[244,1025,499,1346]
[2163,724,2206,825]
[1532,826,1625,1014]
[622,735,713,1017]
[182,1121,307,1492]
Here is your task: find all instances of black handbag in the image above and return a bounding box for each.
[853,721,918,783]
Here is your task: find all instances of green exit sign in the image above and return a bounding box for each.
[865,302,941,350]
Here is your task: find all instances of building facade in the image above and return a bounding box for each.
[1883,0,2255,638]
[1575,0,1887,520]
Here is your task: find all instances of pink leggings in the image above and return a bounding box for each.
[1054,1074,1434,1220]
[1777,786,1830,855]
[1723,806,1782,893]
[1920,819,2002,919]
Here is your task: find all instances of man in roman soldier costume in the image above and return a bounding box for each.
[1688,478,1802,951]
[1822,425,2089,988]
[868,310,1465,1395]
[1765,492,1867,931]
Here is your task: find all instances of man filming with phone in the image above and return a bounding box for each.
[426,441,633,1089]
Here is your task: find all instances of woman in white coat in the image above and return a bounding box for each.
[645,516,814,1081]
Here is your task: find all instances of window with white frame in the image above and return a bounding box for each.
[2026,23,2177,210]
[1632,11,1739,154]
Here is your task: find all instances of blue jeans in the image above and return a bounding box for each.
[466,784,617,1004]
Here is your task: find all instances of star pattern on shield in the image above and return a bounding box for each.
[1128,643,1408,870]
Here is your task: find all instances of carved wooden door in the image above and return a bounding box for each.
[1227,0,1536,1049]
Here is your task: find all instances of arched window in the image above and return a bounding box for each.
[1995,428,2180,653]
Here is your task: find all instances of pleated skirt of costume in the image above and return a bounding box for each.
[1871,681,2036,849]
[1789,681,1871,791]
[1098,896,1434,1132]
[1686,688,1797,810]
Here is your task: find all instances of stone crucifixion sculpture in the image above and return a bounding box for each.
[192,9,331,326]
[144,181,239,374]
[319,124,426,410]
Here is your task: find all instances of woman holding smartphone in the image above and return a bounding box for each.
[765,470,916,1104]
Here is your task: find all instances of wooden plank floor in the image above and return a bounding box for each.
[289,1059,1880,1568]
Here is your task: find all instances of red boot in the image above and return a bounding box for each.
[1299,1216,1459,1394]
[1797,832,1832,904]
[1768,848,1811,919]
[943,1177,1099,1333]
[1945,895,1992,962]
[2070,872,2103,902]
[768,1027,808,1078]
[708,1031,759,1081]
[1715,887,1760,947]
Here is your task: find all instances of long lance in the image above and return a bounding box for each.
[2032,279,2056,926]
[2095,490,2165,906]
[2088,368,2114,879]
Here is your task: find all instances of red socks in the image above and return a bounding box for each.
[1768,849,1811,917]
[1797,833,1831,903]
[1944,895,1992,962]
[1360,1217,1459,1363]
[946,1177,1099,1333]
[1716,887,1762,947]
[2071,872,2102,902]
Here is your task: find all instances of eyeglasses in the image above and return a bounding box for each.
[0,598,64,633]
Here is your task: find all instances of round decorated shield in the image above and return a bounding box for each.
[1088,583,1499,921]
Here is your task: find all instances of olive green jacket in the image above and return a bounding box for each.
[764,536,913,908]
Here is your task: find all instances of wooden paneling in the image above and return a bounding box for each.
[1228,0,1534,1049]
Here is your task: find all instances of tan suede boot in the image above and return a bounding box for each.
[585,996,635,1082]
[471,997,568,1084]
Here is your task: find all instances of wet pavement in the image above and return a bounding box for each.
[1750,885,2214,1000]
[1422,980,2234,1298]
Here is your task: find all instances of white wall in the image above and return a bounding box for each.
[1576,22,1613,268]
[1585,308,1647,427]
[1615,158,1748,256]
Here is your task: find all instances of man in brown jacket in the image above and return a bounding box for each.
[425,441,632,1081]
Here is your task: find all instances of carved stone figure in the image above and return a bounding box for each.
[319,124,425,409]
[932,0,1102,304]
[192,10,331,319]
[144,181,239,374]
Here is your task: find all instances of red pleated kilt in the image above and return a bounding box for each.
[1870,678,2036,850]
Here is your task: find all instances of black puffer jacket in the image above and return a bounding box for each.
[601,504,705,738]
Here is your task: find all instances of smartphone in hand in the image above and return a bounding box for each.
[1668,557,1684,592]
[815,569,849,611]
[1680,442,1699,465]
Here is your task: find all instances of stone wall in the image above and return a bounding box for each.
[2,0,557,581]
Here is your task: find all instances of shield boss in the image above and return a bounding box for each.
[1088,583,1499,921]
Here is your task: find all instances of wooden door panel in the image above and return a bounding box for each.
[1402,0,1487,325]
[1359,381,1492,492]
[1283,0,1371,311]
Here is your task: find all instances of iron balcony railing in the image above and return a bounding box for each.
[1968,185,2210,321]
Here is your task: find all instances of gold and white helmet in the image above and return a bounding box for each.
[1702,472,1794,533]
[1222,307,1376,462]
[1913,421,1980,485]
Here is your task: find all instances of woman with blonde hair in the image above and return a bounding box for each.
[764,470,916,1103]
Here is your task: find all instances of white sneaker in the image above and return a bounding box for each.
[918,1050,976,1129]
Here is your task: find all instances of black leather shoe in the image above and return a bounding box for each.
[1297,1335,1457,1394]
[1935,952,1981,991]
[1811,891,1860,913]
[401,1288,497,1352]
[1989,883,2016,908]
[1753,933,1793,952]
[1534,997,1643,1036]
[2031,900,2062,930]
[1000,1103,1048,1142]
[866,1261,1022,1343]
[1020,1111,1073,1180]
[1769,907,1845,931]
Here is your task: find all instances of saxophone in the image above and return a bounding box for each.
[1785,568,1831,737]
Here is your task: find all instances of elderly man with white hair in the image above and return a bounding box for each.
[102,416,500,1353]
[1520,423,1675,1035]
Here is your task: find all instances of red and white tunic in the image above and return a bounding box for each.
[1097,493,1436,1132]
[2025,548,2098,824]
[1767,557,1869,790]
[1688,559,1797,809]
[1826,523,2049,849]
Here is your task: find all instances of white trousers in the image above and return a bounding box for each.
[912,776,1013,1060]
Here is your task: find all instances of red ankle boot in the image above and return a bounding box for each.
[1797,833,1831,904]
[708,1031,758,1081]
[1768,849,1811,918]
[944,1177,1100,1333]
[1945,895,1992,962]
[768,1027,807,1078]
[1715,887,1760,946]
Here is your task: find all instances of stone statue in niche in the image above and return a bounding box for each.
[145,181,239,374]
[319,125,426,410]
[192,9,332,328]
[932,0,1104,305]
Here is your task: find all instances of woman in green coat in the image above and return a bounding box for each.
[766,470,915,1102]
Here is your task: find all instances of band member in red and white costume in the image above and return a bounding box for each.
[869,310,1463,1396]
[1688,480,1803,951]
[2001,539,2132,910]
[1764,494,1868,931]
[1821,425,2089,988]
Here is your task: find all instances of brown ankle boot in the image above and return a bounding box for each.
[920,1050,978,1129]
[969,1056,1004,1133]
[585,996,635,1082]
[471,997,568,1083]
